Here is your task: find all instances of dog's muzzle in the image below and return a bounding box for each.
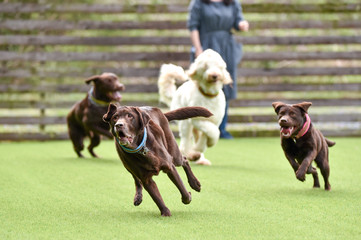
[279,117,295,138]
[114,122,133,145]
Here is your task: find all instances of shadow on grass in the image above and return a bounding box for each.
[200,163,265,174]
[59,156,120,165]
[109,209,215,220]
[273,185,348,198]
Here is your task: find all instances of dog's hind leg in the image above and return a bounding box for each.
[182,158,201,192]
[88,132,101,158]
[307,164,320,188]
[315,151,331,191]
[67,119,86,158]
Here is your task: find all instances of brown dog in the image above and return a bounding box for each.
[272,101,335,190]
[103,104,212,216]
[67,73,125,158]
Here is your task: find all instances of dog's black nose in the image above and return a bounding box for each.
[280,117,287,123]
[115,122,124,130]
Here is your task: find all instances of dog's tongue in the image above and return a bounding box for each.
[111,91,122,101]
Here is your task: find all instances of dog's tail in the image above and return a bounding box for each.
[165,107,213,122]
[158,63,188,107]
[326,138,336,147]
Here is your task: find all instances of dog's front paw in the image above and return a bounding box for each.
[161,208,171,217]
[134,193,143,206]
[296,169,306,182]
[189,178,201,192]
[182,192,192,204]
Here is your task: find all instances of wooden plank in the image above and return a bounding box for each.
[0,51,189,62]
[1,83,360,93]
[1,67,360,79]
[0,98,360,109]
[230,99,361,107]
[0,116,65,125]
[229,129,361,138]
[0,113,359,125]
[1,126,360,141]
[1,51,360,62]
[239,83,361,92]
[0,84,159,93]
[0,3,359,14]
[237,67,361,77]
[1,35,360,46]
[228,113,361,123]
[0,132,69,141]
[1,20,360,31]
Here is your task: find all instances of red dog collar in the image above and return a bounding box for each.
[295,114,311,139]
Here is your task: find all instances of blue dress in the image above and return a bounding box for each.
[187,0,245,100]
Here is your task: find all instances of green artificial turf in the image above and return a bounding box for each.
[1,138,360,240]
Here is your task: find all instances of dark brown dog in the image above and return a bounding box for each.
[272,101,335,190]
[103,104,212,216]
[67,73,125,158]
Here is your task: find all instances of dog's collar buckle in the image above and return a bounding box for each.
[117,128,148,155]
[139,146,149,155]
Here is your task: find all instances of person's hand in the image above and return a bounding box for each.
[239,20,249,32]
[195,47,203,58]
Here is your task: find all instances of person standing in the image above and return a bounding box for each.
[187,0,249,139]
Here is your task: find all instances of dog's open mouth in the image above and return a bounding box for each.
[116,130,133,146]
[280,126,294,138]
[107,91,122,101]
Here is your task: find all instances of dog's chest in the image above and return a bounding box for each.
[117,148,161,176]
[283,138,315,161]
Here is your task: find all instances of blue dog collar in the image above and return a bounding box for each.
[117,128,149,155]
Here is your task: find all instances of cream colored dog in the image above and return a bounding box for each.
[158,49,232,165]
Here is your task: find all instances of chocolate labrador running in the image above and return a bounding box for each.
[272,101,335,190]
[103,104,212,216]
[67,73,124,158]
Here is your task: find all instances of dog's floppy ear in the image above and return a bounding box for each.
[293,102,312,114]
[222,69,233,85]
[103,103,117,123]
[85,75,101,85]
[272,102,286,114]
[134,107,151,130]
[187,62,199,81]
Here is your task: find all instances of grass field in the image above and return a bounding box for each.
[1,138,361,240]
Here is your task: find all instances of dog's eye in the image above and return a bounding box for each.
[112,115,119,121]
[127,113,133,119]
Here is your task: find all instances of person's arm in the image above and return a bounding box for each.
[233,0,249,32]
[187,0,203,57]
[190,30,203,57]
